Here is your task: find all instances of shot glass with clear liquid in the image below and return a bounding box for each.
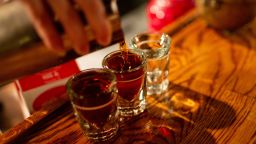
[130,33,171,95]
[66,68,119,142]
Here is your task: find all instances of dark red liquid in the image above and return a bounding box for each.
[104,51,145,101]
[70,71,116,128]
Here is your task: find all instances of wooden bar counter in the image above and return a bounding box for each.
[1,10,256,144]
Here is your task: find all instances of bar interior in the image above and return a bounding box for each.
[0,0,256,143]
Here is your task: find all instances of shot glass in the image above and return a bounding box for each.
[102,49,147,118]
[130,33,171,95]
[66,68,119,142]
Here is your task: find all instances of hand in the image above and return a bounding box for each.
[21,0,112,55]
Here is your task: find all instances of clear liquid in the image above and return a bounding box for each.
[137,40,170,95]
[137,40,168,59]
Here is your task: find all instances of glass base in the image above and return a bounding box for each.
[117,98,146,118]
[83,124,119,142]
[147,79,169,95]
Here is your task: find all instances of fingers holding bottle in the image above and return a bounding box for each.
[21,0,66,55]
[21,0,113,56]
[47,0,89,55]
[76,0,112,46]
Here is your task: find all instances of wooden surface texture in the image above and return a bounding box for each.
[1,10,256,144]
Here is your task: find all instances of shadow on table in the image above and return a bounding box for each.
[113,82,236,144]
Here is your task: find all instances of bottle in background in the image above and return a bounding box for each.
[146,0,195,31]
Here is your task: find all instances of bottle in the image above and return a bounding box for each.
[146,0,195,31]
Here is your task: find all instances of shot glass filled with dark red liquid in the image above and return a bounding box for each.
[66,68,119,142]
[102,49,147,118]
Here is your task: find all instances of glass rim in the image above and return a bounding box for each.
[66,68,117,108]
[68,68,116,83]
[130,32,170,39]
[129,32,171,49]
[102,49,147,74]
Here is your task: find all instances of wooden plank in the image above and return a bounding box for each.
[166,16,256,144]
[169,18,256,97]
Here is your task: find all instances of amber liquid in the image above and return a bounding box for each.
[71,71,116,128]
[105,51,145,101]
[119,40,129,65]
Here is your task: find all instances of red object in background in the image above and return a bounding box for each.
[147,0,195,31]
[16,60,80,112]
[33,85,67,111]
[18,61,79,91]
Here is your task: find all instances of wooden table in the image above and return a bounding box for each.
[1,10,256,144]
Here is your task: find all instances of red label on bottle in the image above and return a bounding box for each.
[18,60,79,91]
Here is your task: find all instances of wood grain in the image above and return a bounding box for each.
[167,15,256,144]
[1,10,256,144]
